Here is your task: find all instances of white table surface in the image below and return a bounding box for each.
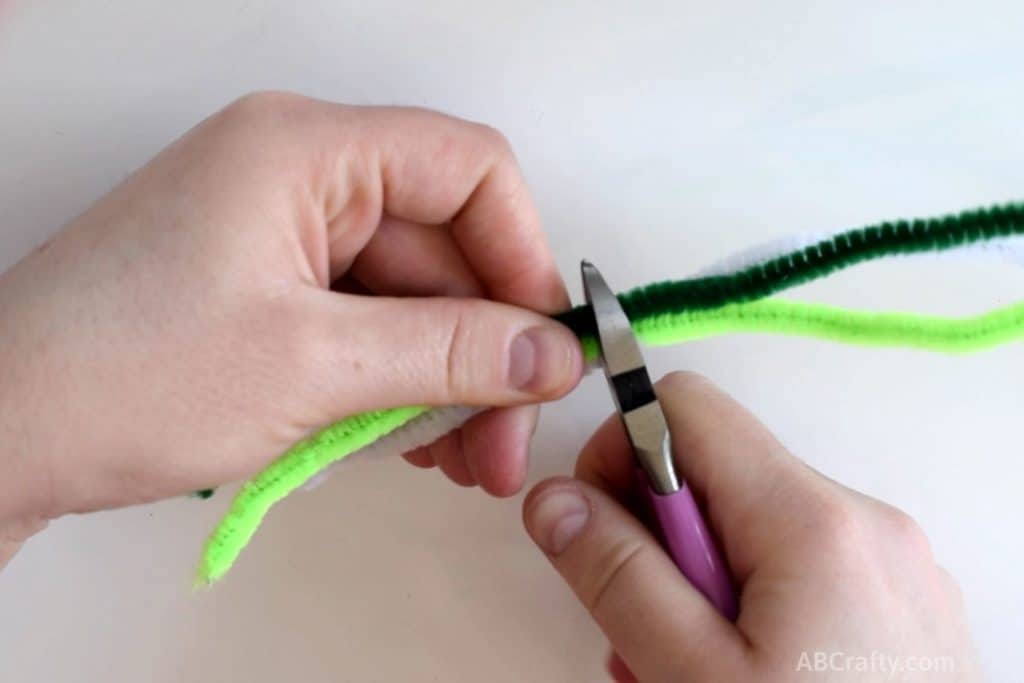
[2,1,1023,680]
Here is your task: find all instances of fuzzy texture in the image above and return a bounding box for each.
[693,231,1024,278]
[196,201,1024,585]
[301,406,482,491]
[632,298,1024,351]
[197,406,426,585]
[555,202,1024,337]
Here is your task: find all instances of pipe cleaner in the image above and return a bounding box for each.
[197,202,1024,586]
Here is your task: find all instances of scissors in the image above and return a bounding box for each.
[581,261,738,620]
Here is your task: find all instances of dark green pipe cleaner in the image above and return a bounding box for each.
[554,202,1024,339]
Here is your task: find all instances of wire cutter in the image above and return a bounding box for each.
[581,261,738,620]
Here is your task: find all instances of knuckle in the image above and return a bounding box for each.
[878,503,919,535]
[435,300,507,402]
[875,502,932,555]
[221,90,309,124]
[818,496,861,535]
[440,302,472,401]
[188,91,316,174]
[807,494,867,558]
[474,122,513,154]
[582,539,647,614]
[205,91,317,150]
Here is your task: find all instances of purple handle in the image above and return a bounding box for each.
[642,474,738,620]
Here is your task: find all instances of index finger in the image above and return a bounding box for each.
[197,94,568,312]
[341,104,569,313]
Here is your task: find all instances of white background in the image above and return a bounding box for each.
[1,1,1023,680]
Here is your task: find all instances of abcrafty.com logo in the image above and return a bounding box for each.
[796,650,955,678]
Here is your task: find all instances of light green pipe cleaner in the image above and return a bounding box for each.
[197,297,1024,585]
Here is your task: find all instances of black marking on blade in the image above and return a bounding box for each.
[611,368,656,412]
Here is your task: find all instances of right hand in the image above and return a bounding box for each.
[523,372,979,682]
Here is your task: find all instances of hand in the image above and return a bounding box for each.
[523,372,979,682]
[0,92,584,549]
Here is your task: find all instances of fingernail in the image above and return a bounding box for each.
[527,485,590,555]
[509,325,578,394]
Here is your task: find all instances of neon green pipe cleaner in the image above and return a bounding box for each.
[198,298,1024,585]
[196,201,1024,585]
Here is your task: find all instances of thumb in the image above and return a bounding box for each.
[523,477,747,682]
[295,289,584,413]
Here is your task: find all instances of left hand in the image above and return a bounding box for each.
[0,92,584,558]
